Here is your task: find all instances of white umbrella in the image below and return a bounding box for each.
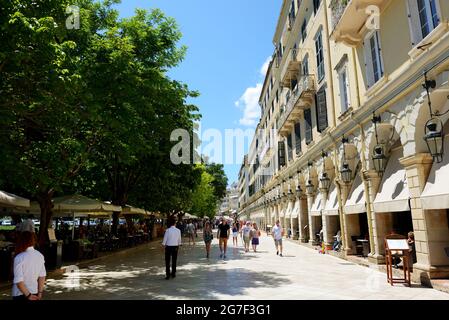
[0,190,30,208]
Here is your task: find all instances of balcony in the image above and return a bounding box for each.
[280,47,301,87]
[330,0,390,46]
[277,75,316,137]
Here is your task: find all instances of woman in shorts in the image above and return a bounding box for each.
[251,223,261,252]
[232,223,239,246]
[242,221,252,252]
[203,221,213,258]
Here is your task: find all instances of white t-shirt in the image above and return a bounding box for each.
[272,225,283,240]
[242,226,251,237]
[12,247,46,296]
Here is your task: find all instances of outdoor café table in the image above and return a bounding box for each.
[134,233,142,244]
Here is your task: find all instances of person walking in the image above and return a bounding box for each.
[12,231,46,301]
[250,223,261,252]
[217,218,230,259]
[272,220,284,257]
[203,221,214,258]
[242,221,252,252]
[162,217,182,280]
[186,219,195,246]
[232,223,239,247]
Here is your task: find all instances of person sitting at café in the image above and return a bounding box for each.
[333,230,342,251]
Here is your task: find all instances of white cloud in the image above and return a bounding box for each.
[236,57,271,127]
[236,83,262,127]
[260,56,272,77]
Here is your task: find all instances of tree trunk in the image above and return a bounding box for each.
[37,190,54,249]
[111,211,120,235]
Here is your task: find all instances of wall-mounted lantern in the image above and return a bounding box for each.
[319,151,331,192]
[340,137,352,183]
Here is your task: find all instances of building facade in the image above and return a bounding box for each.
[238,0,449,286]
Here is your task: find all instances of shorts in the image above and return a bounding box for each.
[252,238,259,245]
[219,237,228,244]
[232,232,238,238]
[274,239,283,246]
[243,236,250,244]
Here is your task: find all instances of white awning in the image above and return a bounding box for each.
[279,205,285,218]
[323,184,339,216]
[421,138,449,209]
[310,193,323,216]
[291,199,300,218]
[285,201,294,218]
[373,148,410,213]
[53,195,122,212]
[0,191,30,208]
[239,215,248,220]
[251,212,264,219]
[344,174,366,214]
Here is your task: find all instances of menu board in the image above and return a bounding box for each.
[386,239,409,250]
[48,228,57,242]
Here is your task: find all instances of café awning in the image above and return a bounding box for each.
[310,193,323,216]
[373,148,410,213]
[0,191,30,208]
[121,205,147,215]
[53,195,121,212]
[344,174,366,214]
[285,201,294,218]
[323,184,339,216]
[251,212,264,219]
[291,199,300,218]
[279,205,285,218]
[421,138,449,209]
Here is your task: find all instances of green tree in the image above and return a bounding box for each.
[189,165,218,219]
[205,163,228,200]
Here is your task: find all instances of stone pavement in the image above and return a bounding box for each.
[1,233,448,300]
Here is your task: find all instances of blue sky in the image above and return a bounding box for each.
[116,0,282,185]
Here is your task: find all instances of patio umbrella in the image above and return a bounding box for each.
[0,190,30,208]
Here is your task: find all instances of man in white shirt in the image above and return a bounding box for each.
[12,231,46,300]
[272,220,284,257]
[162,217,182,280]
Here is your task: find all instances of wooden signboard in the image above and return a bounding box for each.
[386,239,409,250]
[384,236,411,287]
[48,228,57,242]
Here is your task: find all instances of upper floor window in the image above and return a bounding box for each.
[315,30,325,82]
[304,108,313,144]
[302,54,309,76]
[301,20,307,42]
[294,122,301,155]
[407,0,441,46]
[313,0,321,15]
[315,87,328,133]
[364,31,384,88]
[337,61,350,113]
[287,134,293,162]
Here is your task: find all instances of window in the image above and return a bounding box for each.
[313,0,321,14]
[304,108,313,144]
[364,31,384,88]
[316,87,328,133]
[301,20,307,42]
[278,141,286,168]
[294,122,301,155]
[407,0,440,46]
[315,30,325,82]
[338,67,350,113]
[302,55,309,76]
[287,134,293,162]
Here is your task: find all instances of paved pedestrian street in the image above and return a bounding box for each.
[1,234,449,300]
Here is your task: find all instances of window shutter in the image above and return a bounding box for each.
[316,89,328,132]
[278,141,286,168]
[363,39,375,88]
[287,134,293,162]
[294,122,301,155]
[304,108,313,144]
[406,0,423,46]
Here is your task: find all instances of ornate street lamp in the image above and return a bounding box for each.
[306,180,314,194]
[319,151,331,192]
[423,73,444,163]
[340,137,352,183]
[295,170,303,198]
[371,114,387,175]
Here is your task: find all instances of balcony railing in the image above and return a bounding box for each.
[277,75,316,134]
[330,0,350,31]
[281,47,301,87]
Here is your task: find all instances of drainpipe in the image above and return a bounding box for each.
[323,0,338,127]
